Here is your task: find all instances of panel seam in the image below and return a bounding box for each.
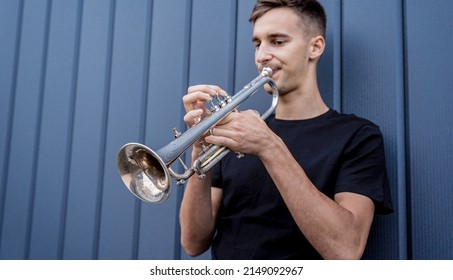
[93,0,116,260]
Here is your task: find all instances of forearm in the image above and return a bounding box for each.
[179,150,216,256]
[259,135,372,259]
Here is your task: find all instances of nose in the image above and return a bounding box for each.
[255,44,272,65]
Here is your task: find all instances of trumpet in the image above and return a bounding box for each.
[116,67,278,204]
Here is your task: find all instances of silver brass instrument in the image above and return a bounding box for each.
[117,67,278,204]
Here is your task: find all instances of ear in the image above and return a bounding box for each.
[309,35,325,60]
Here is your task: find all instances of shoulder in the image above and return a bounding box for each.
[298,110,384,145]
[326,110,384,140]
[267,110,384,146]
[328,110,379,129]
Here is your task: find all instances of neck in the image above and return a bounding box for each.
[275,80,329,120]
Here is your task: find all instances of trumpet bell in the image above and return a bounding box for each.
[117,143,171,204]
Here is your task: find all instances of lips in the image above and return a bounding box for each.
[270,68,279,78]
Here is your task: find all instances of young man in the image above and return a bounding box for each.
[179,0,392,260]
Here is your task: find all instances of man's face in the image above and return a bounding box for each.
[252,7,311,95]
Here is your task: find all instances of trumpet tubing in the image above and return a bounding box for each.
[117,67,278,204]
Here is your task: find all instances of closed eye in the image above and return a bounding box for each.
[253,40,261,49]
[272,39,286,46]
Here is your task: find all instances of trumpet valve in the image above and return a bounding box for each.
[208,97,220,112]
[215,94,226,108]
[224,93,232,104]
[199,141,208,150]
[208,92,232,112]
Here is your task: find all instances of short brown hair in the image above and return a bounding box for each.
[249,0,326,38]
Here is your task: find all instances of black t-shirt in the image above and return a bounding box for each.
[210,109,393,259]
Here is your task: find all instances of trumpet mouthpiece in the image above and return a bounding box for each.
[261,67,273,77]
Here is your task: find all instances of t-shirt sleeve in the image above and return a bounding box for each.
[334,124,393,214]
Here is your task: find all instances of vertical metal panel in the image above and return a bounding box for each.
[189,0,237,88]
[180,0,239,260]
[0,0,51,260]
[138,0,191,260]
[318,0,341,110]
[27,0,83,260]
[97,0,151,259]
[0,0,23,253]
[342,0,403,259]
[406,0,453,260]
[62,0,113,260]
[234,0,256,91]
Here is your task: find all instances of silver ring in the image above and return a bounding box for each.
[209,127,215,136]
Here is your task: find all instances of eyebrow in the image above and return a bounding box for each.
[252,32,291,43]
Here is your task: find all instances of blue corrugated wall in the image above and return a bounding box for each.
[0,0,452,260]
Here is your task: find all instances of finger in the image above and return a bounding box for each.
[242,109,261,117]
[214,110,239,126]
[184,85,228,114]
[183,109,204,127]
[182,91,211,107]
[187,85,225,97]
[205,132,239,151]
[205,127,237,142]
